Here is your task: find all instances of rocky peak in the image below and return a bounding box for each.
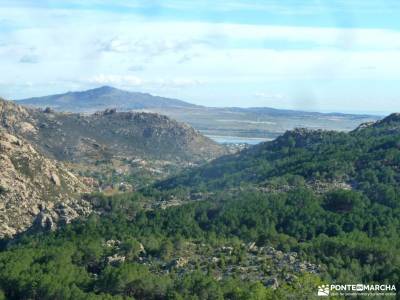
[0,97,33,130]
[0,98,226,163]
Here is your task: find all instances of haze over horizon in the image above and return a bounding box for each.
[1,0,400,115]
[15,85,387,116]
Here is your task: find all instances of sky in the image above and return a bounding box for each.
[1,0,400,114]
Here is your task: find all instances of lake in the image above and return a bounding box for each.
[205,135,271,145]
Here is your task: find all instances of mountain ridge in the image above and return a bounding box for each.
[17,86,378,117]
[1,97,225,164]
[15,86,380,141]
[157,113,400,191]
[17,86,198,112]
[0,96,226,237]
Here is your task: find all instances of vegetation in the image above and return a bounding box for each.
[1,113,399,299]
[0,192,327,299]
[1,181,399,299]
[17,85,377,141]
[158,116,400,198]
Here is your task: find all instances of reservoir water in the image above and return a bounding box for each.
[205,135,271,145]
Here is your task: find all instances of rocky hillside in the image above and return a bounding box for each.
[16,86,379,141]
[18,86,197,112]
[0,130,91,238]
[0,98,226,164]
[0,97,225,238]
[158,112,400,192]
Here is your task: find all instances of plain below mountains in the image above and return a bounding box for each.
[17,86,380,141]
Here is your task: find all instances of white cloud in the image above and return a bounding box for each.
[88,74,143,86]
[99,38,131,53]
[19,54,39,64]
[153,78,204,88]
[254,92,285,100]
[86,74,203,89]
[128,65,145,72]
[1,5,400,111]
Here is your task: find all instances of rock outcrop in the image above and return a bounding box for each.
[0,96,228,237]
[0,130,91,238]
[1,98,227,164]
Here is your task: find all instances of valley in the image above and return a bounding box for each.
[0,94,399,299]
[2,1,399,298]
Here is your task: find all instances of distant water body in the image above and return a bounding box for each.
[206,135,271,145]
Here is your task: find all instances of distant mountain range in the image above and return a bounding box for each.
[18,86,197,112]
[16,86,381,141]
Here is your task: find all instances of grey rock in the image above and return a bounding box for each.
[265,277,279,289]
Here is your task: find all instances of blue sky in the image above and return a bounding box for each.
[1,0,400,114]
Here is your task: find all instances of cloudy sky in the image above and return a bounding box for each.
[1,0,400,114]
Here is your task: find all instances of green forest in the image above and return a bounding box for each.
[1,114,400,299]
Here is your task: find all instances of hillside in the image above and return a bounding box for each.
[18,86,197,112]
[147,113,400,291]
[15,86,379,142]
[0,113,399,298]
[158,113,400,192]
[0,130,91,238]
[0,96,225,237]
[0,98,225,164]
[0,106,399,298]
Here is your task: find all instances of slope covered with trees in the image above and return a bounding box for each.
[158,113,400,199]
[0,113,399,299]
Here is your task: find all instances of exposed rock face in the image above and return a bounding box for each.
[0,97,227,237]
[0,98,35,133]
[0,130,91,238]
[107,254,126,265]
[50,172,61,186]
[35,211,56,231]
[1,98,227,164]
